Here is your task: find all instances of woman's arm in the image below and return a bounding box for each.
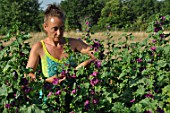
[75,58,95,70]
[73,39,96,70]
[45,75,66,83]
[26,42,41,81]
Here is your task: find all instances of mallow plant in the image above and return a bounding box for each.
[0,14,169,113]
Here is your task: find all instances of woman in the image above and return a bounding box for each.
[26,3,95,83]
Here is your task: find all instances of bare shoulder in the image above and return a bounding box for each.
[67,37,87,45]
[30,41,43,54]
[67,37,89,52]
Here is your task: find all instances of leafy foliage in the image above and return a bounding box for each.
[0,0,43,34]
[0,14,170,113]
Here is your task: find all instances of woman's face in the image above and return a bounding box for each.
[44,17,65,42]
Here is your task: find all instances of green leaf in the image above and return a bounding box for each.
[0,84,7,96]
[2,108,8,113]
[84,82,90,89]
[135,85,145,96]
[157,60,167,67]
[3,63,10,73]
[34,105,45,113]
[119,72,126,79]
[163,45,170,55]
[162,85,170,96]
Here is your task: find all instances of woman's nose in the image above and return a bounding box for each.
[56,29,61,36]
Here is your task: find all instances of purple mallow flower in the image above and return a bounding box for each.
[136,58,143,63]
[52,78,59,85]
[150,46,156,51]
[130,99,135,103]
[94,60,102,68]
[91,71,98,76]
[71,89,76,94]
[71,74,76,78]
[69,111,75,113]
[5,104,10,109]
[90,89,95,95]
[47,91,52,97]
[154,27,161,32]
[92,40,101,51]
[90,78,99,86]
[107,25,111,29]
[92,98,99,104]
[145,110,152,113]
[61,70,67,76]
[161,16,165,21]
[145,93,154,98]
[152,39,156,43]
[55,90,61,95]
[85,21,89,25]
[84,100,90,110]
[157,107,164,113]
[160,34,164,38]
[24,87,32,94]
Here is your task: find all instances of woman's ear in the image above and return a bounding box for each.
[43,23,48,31]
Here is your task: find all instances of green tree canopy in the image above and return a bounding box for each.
[0,0,43,34]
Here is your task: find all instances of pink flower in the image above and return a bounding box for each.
[90,78,99,86]
[107,25,111,29]
[154,27,161,32]
[47,92,52,97]
[145,93,154,98]
[92,98,99,104]
[136,58,143,63]
[91,71,98,76]
[150,46,156,51]
[84,100,90,110]
[152,39,156,43]
[69,111,74,113]
[85,21,89,25]
[94,60,102,68]
[52,78,59,85]
[84,100,90,106]
[161,16,165,20]
[130,99,135,103]
[61,70,67,76]
[5,104,10,109]
[71,74,76,78]
[71,89,76,94]
[55,90,61,95]
[90,89,95,95]
[145,110,152,113]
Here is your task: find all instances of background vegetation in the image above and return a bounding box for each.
[0,0,170,34]
[0,0,170,113]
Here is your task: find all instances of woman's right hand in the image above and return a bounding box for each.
[45,74,66,84]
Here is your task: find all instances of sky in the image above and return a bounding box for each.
[39,0,63,10]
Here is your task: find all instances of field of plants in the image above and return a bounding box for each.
[0,15,170,113]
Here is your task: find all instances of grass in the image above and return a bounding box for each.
[27,31,149,46]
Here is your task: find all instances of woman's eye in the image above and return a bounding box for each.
[52,26,64,31]
[60,27,65,30]
[53,27,58,31]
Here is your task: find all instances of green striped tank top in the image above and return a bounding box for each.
[41,40,64,78]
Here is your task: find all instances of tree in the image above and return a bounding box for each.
[161,0,170,15]
[60,0,105,31]
[0,0,43,34]
[98,0,135,30]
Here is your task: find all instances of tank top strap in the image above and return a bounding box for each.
[41,40,48,55]
[40,40,62,63]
